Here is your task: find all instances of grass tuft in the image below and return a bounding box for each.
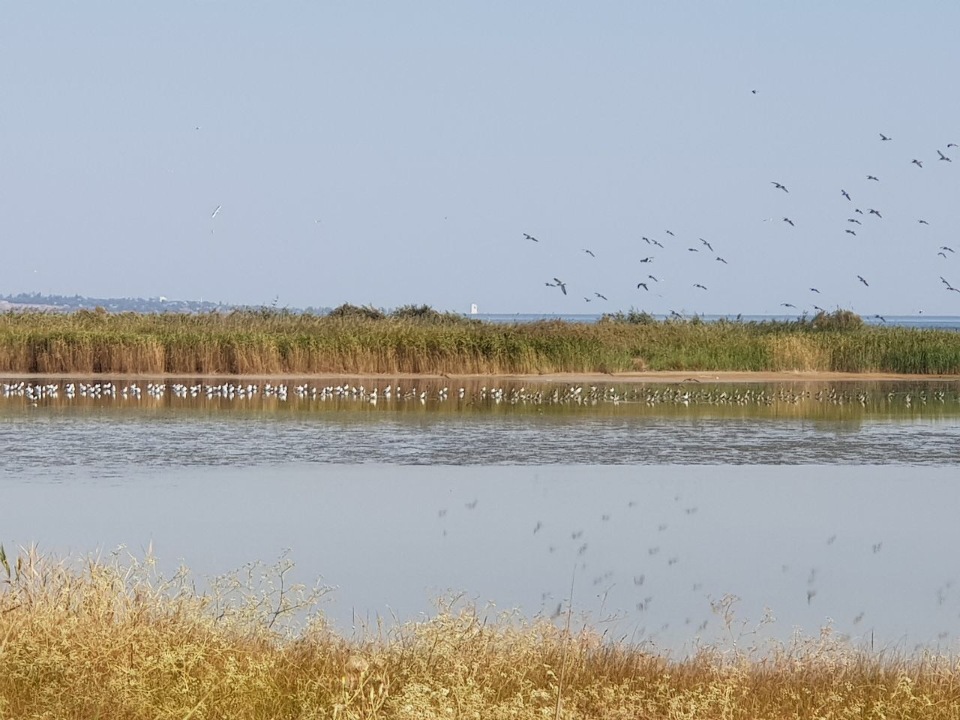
[3,548,960,718]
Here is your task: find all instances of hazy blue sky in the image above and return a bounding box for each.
[2,3,959,315]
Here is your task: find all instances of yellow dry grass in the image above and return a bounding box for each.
[2,547,959,719]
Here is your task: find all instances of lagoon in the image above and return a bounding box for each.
[2,377,959,654]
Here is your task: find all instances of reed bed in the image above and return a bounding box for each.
[1,547,959,719]
[2,308,960,375]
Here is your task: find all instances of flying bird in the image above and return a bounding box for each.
[874,315,887,323]
[665,230,675,236]
[700,238,713,251]
[949,143,958,148]
[594,292,608,300]
[693,283,708,290]
[639,257,654,263]
[583,249,596,257]
[810,288,821,293]
[845,229,857,236]
[687,247,699,252]
[867,175,879,181]
[848,218,861,225]
[716,256,728,264]
[855,208,864,214]
[918,219,930,225]
[524,233,539,242]
[211,205,222,218]
[637,282,649,291]
[868,209,882,218]
[940,251,949,258]
[912,159,923,168]
[841,189,851,200]
[879,133,892,141]
[553,278,567,295]
[771,181,789,192]
[938,150,952,162]
[648,275,659,282]
[941,246,956,254]
[583,296,592,302]
[781,303,797,309]
[857,275,869,287]
[783,217,795,226]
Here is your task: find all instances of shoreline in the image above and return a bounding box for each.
[2,370,958,384]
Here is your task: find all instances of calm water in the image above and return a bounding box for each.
[2,376,960,653]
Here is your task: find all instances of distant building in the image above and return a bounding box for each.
[470,303,478,315]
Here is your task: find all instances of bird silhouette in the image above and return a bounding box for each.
[941,246,956,254]
[867,175,879,181]
[848,218,862,224]
[858,275,869,287]
[781,303,797,309]
[879,133,892,141]
[639,257,653,263]
[693,283,707,290]
[665,230,675,236]
[912,159,923,168]
[700,238,713,251]
[583,249,596,257]
[810,288,821,293]
[771,181,789,192]
[783,217,795,226]
[648,275,659,282]
[841,189,851,200]
[687,247,699,252]
[637,282,649,291]
[716,256,728,264]
[918,219,930,225]
[868,209,882,218]
[552,278,567,295]
[938,150,952,162]
[523,233,539,242]
[594,292,608,300]
[845,229,857,236]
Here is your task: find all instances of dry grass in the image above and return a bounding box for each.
[2,547,960,719]
[2,308,960,376]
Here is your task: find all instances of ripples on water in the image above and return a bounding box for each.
[3,376,960,653]
[2,378,960,471]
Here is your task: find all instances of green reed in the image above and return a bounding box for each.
[1,308,959,375]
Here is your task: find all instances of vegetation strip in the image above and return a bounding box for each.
[1,547,958,719]
[2,306,960,376]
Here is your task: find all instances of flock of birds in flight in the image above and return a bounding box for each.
[525,132,958,318]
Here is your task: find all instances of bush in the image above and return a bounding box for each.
[327,303,386,320]
[812,309,864,331]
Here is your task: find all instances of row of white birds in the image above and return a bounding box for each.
[1,381,956,408]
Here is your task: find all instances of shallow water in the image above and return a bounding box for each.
[2,377,960,653]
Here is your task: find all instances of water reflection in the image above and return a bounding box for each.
[3,376,960,654]
[3,464,959,655]
[3,377,960,421]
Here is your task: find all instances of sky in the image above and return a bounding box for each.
[2,2,959,316]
